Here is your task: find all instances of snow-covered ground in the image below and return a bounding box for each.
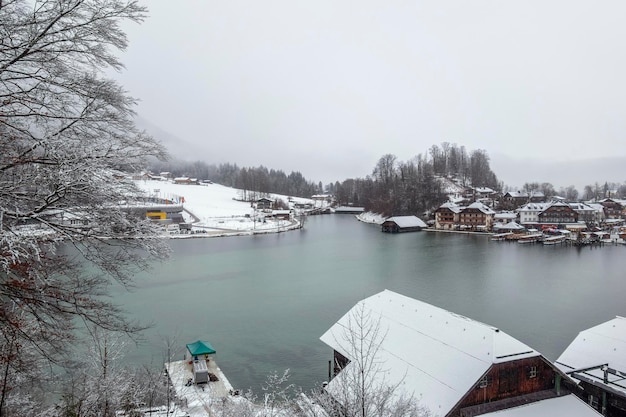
[134,180,317,236]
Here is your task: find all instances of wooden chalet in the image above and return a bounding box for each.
[458,202,496,231]
[570,203,603,225]
[599,199,626,220]
[500,191,529,210]
[320,290,599,417]
[269,209,291,220]
[435,202,462,230]
[173,177,198,185]
[500,191,546,210]
[468,187,497,200]
[537,202,578,225]
[381,215,427,233]
[556,317,626,417]
[256,197,274,210]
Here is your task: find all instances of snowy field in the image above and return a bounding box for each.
[134,180,317,236]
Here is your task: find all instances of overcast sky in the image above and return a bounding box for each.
[115,1,626,188]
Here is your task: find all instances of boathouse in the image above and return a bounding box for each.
[320,290,600,417]
[381,215,427,233]
[556,317,626,416]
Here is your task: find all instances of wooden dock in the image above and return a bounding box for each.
[165,359,235,416]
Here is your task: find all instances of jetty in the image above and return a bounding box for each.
[164,340,239,416]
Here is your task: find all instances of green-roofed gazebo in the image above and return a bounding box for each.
[186,340,216,359]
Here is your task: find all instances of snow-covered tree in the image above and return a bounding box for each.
[0,0,168,414]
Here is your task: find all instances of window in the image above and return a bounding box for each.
[589,395,599,409]
[528,366,537,379]
[478,375,492,389]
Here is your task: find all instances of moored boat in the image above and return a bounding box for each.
[517,233,543,244]
[491,232,513,241]
[543,235,567,245]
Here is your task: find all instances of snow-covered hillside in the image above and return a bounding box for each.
[134,180,315,235]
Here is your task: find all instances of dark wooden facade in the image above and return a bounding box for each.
[381,221,422,233]
[538,203,578,224]
[601,199,625,219]
[256,198,273,210]
[451,356,568,417]
[458,207,493,230]
[332,350,349,377]
[567,368,626,417]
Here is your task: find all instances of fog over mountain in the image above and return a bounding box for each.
[120,2,626,191]
[491,154,626,192]
[139,115,623,194]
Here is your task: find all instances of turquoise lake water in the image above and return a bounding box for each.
[113,214,626,393]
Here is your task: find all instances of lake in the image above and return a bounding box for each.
[115,214,626,393]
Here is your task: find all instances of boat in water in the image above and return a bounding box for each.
[491,232,513,241]
[517,233,543,244]
[543,235,567,245]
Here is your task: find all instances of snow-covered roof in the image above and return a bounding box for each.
[505,191,528,198]
[320,290,539,416]
[499,221,525,230]
[568,202,593,211]
[517,202,550,212]
[477,394,600,417]
[494,212,517,220]
[438,202,463,213]
[474,187,495,194]
[586,203,605,211]
[383,215,427,228]
[465,202,496,215]
[556,316,626,396]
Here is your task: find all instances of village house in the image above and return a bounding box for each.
[569,202,604,225]
[599,198,626,220]
[493,212,518,228]
[320,290,600,417]
[517,202,550,225]
[556,317,626,416]
[255,197,274,210]
[173,177,198,185]
[467,186,498,201]
[381,215,427,233]
[458,201,496,231]
[268,209,291,220]
[501,191,529,209]
[586,203,607,224]
[435,202,462,230]
[500,191,547,210]
[537,201,579,225]
[311,194,334,204]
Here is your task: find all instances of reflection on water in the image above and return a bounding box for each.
[113,215,626,393]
